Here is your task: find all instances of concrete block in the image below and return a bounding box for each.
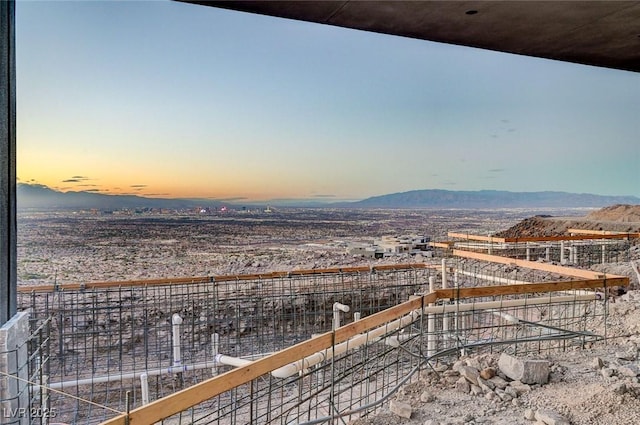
[499,353,549,384]
[390,400,412,419]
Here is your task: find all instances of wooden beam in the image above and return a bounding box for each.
[449,231,639,244]
[567,228,629,235]
[453,249,626,280]
[448,232,506,243]
[501,233,639,243]
[434,277,628,300]
[18,263,429,293]
[429,241,455,248]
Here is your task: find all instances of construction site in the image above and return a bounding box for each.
[4,213,639,425]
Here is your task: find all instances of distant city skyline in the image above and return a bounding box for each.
[15,1,640,202]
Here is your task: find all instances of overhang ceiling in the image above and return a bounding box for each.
[178,1,640,73]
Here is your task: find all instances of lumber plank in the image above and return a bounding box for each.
[567,228,628,235]
[448,232,506,243]
[434,277,628,300]
[18,263,428,293]
[452,250,626,280]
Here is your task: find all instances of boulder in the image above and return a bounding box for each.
[459,366,480,386]
[534,409,570,425]
[390,400,412,419]
[498,353,549,384]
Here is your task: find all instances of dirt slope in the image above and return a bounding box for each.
[495,205,640,238]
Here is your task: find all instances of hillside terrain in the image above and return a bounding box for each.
[495,205,640,238]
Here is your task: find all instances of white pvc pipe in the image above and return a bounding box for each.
[211,333,220,376]
[456,269,530,285]
[490,310,520,324]
[546,247,551,262]
[49,361,216,389]
[211,333,219,356]
[271,292,599,379]
[140,373,150,405]
[272,310,422,378]
[172,314,183,367]
[333,302,350,330]
[427,276,436,356]
[214,353,253,368]
[442,266,451,333]
[441,259,448,289]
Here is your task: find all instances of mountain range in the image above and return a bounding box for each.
[341,189,640,209]
[17,183,223,210]
[16,183,640,210]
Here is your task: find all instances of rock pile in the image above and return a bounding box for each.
[350,339,640,425]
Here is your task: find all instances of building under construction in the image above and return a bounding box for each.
[3,229,636,425]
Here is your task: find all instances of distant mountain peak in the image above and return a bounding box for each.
[341,189,640,209]
[16,183,221,210]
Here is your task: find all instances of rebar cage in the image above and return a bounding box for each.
[16,265,433,424]
[5,254,618,425]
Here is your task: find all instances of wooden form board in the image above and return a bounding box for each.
[448,231,640,243]
[97,274,626,425]
[452,249,627,280]
[429,241,456,248]
[18,263,430,293]
[567,228,630,235]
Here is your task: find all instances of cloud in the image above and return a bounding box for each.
[312,194,336,198]
[488,168,505,173]
[216,197,248,202]
[130,184,147,188]
[442,180,457,186]
[63,176,91,183]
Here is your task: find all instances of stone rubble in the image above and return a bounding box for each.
[350,328,640,425]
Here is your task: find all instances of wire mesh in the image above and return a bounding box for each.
[18,266,432,424]
[154,288,606,425]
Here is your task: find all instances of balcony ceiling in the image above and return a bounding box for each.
[178,1,640,73]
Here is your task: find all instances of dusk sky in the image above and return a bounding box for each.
[15,1,640,202]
